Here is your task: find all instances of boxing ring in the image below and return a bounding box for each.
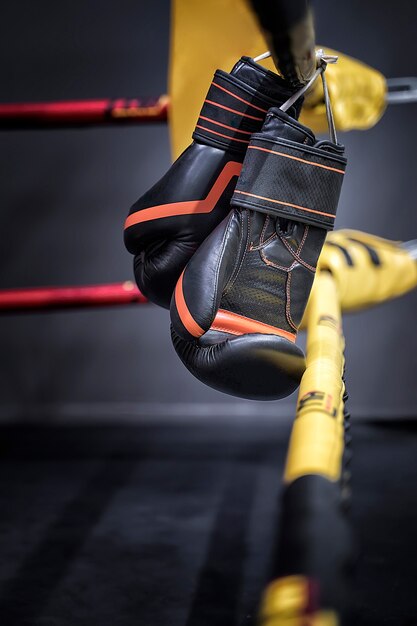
[2,16,417,624]
[0,97,169,128]
[0,75,413,129]
[1,221,416,625]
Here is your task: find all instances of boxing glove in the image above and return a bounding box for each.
[170,108,346,400]
[124,57,302,308]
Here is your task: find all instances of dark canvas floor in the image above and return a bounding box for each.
[0,418,416,625]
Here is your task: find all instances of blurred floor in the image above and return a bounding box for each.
[0,417,416,625]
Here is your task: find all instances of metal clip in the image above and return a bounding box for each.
[279,50,339,144]
[320,61,338,144]
[253,48,338,66]
[253,51,272,63]
[252,49,339,142]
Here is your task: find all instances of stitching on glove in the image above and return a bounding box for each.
[297,224,309,254]
[249,215,277,251]
[279,230,316,273]
[233,190,336,221]
[222,210,251,297]
[210,212,237,322]
[260,247,297,272]
[285,272,298,332]
[248,144,346,175]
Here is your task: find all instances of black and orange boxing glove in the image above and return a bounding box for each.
[170,108,346,400]
[124,57,301,308]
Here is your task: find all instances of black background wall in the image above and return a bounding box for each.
[0,0,416,419]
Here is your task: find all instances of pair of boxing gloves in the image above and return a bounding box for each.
[124,57,346,400]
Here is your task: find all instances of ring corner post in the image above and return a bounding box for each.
[258,271,354,626]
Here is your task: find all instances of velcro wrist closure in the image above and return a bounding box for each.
[192,70,272,154]
[231,135,347,229]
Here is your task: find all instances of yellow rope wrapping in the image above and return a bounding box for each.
[258,234,416,624]
[259,575,339,626]
[284,272,345,484]
[258,273,345,626]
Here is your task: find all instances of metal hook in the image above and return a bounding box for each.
[279,55,338,144]
[279,64,325,112]
[253,51,272,63]
[316,51,339,144]
[316,48,338,66]
[321,66,338,144]
[253,49,338,66]
[253,48,339,143]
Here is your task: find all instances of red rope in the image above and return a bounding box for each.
[0,96,169,128]
[0,282,147,312]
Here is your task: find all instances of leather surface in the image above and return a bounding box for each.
[126,144,238,308]
[124,58,298,308]
[170,206,323,399]
[232,108,347,230]
[171,327,305,400]
[170,110,340,400]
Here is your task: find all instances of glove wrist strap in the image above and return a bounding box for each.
[193,70,290,154]
[231,134,346,230]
